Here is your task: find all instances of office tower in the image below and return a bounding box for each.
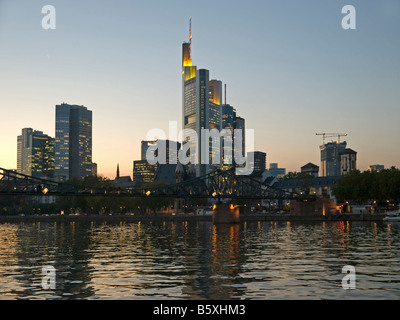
[207,79,222,173]
[182,22,247,176]
[269,163,286,178]
[248,151,266,174]
[17,128,54,178]
[55,103,93,181]
[320,141,347,177]
[182,25,211,176]
[340,149,357,175]
[301,163,319,177]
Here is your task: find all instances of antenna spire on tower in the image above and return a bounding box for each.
[189,18,192,44]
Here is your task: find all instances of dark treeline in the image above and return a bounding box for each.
[332,167,400,204]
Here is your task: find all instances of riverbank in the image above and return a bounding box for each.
[0,213,385,223]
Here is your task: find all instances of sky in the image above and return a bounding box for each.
[0,0,399,179]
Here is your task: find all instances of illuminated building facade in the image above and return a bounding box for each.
[55,103,93,181]
[17,128,54,178]
[133,160,157,184]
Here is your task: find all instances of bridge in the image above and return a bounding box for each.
[0,167,316,201]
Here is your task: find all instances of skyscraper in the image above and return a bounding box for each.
[182,28,210,176]
[182,21,245,176]
[55,103,93,181]
[17,128,54,178]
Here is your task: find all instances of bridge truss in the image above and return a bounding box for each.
[0,167,315,201]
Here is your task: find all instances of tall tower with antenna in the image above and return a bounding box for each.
[181,19,245,176]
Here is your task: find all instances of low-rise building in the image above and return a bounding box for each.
[301,163,319,177]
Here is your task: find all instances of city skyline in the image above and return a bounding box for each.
[1,1,399,179]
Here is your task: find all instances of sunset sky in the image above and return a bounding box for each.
[0,0,399,179]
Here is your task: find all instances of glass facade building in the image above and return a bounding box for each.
[182,27,245,176]
[55,104,93,181]
[17,128,54,178]
[133,160,158,184]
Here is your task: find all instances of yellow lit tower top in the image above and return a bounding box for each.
[182,18,193,67]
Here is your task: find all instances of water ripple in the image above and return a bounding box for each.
[0,221,399,299]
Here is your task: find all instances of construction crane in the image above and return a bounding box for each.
[316,133,348,145]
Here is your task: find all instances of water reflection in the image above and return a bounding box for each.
[0,221,399,299]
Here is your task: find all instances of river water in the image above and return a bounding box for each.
[0,220,399,300]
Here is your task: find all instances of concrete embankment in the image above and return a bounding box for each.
[0,213,385,224]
